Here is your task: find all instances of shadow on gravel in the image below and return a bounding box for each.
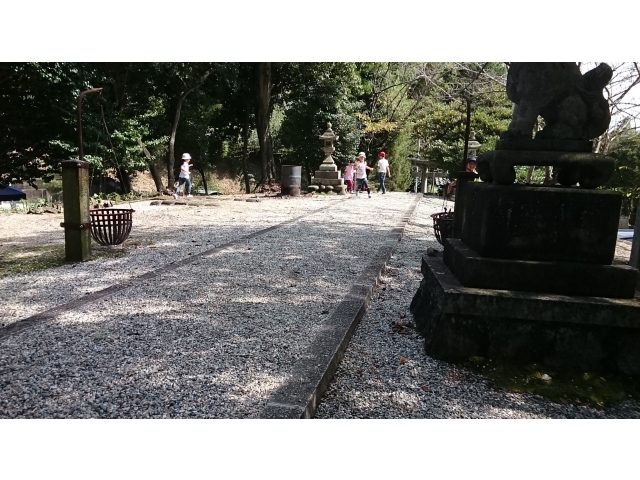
[0,204,414,418]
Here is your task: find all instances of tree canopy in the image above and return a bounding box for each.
[1,62,638,202]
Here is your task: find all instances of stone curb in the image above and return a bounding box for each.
[261,195,423,418]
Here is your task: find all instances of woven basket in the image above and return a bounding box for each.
[431,211,454,246]
[90,208,134,246]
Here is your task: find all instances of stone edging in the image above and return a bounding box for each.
[261,195,423,418]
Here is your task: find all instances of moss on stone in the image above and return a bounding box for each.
[456,356,640,409]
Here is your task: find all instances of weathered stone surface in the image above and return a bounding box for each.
[461,183,621,264]
[443,238,638,299]
[314,171,342,179]
[149,201,162,206]
[313,178,345,187]
[410,255,640,375]
[497,137,593,153]
[476,149,615,188]
[504,63,612,141]
[307,185,319,193]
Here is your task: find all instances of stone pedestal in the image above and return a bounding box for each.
[410,255,640,375]
[411,181,640,374]
[461,183,621,264]
[313,166,345,191]
[444,238,638,298]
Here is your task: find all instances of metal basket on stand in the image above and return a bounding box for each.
[431,210,454,246]
[90,208,135,245]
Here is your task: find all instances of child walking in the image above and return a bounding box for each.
[344,160,356,193]
[376,151,391,194]
[355,152,374,198]
[174,153,194,199]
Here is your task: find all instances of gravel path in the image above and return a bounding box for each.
[1,193,638,418]
[0,193,410,418]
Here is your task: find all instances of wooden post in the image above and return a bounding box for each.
[61,160,91,261]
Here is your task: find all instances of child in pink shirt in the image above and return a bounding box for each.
[344,161,356,193]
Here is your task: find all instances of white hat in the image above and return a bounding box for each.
[357,152,366,158]
[182,153,191,160]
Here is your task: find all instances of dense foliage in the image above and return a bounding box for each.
[1,62,638,199]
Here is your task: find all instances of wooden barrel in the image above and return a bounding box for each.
[281,165,302,196]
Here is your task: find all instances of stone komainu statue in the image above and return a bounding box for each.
[505,62,613,141]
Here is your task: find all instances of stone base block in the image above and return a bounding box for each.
[409,255,640,375]
[461,183,621,264]
[314,171,342,180]
[476,149,614,188]
[314,178,345,187]
[317,164,338,172]
[444,238,638,299]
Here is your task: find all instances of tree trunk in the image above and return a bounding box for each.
[167,94,187,188]
[137,139,164,192]
[115,167,131,194]
[255,62,272,185]
[461,96,472,170]
[526,166,535,183]
[198,139,209,195]
[167,69,212,186]
[198,167,208,195]
[267,130,276,181]
[242,102,251,193]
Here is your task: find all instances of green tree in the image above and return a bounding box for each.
[412,63,512,174]
[277,62,364,184]
[606,128,640,215]
[0,62,93,186]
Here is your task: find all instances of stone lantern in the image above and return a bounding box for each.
[467,130,482,158]
[318,123,338,170]
[310,122,346,194]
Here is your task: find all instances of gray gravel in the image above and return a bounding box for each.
[315,198,640,419]
[0,193,412,418]
[2,193,639,419]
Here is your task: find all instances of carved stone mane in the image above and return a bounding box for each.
[505,62,612,141]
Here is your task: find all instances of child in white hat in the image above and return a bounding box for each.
[174,153,193,199]
[355,152,373,198]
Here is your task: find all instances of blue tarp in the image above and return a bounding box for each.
[0,185,26,201]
